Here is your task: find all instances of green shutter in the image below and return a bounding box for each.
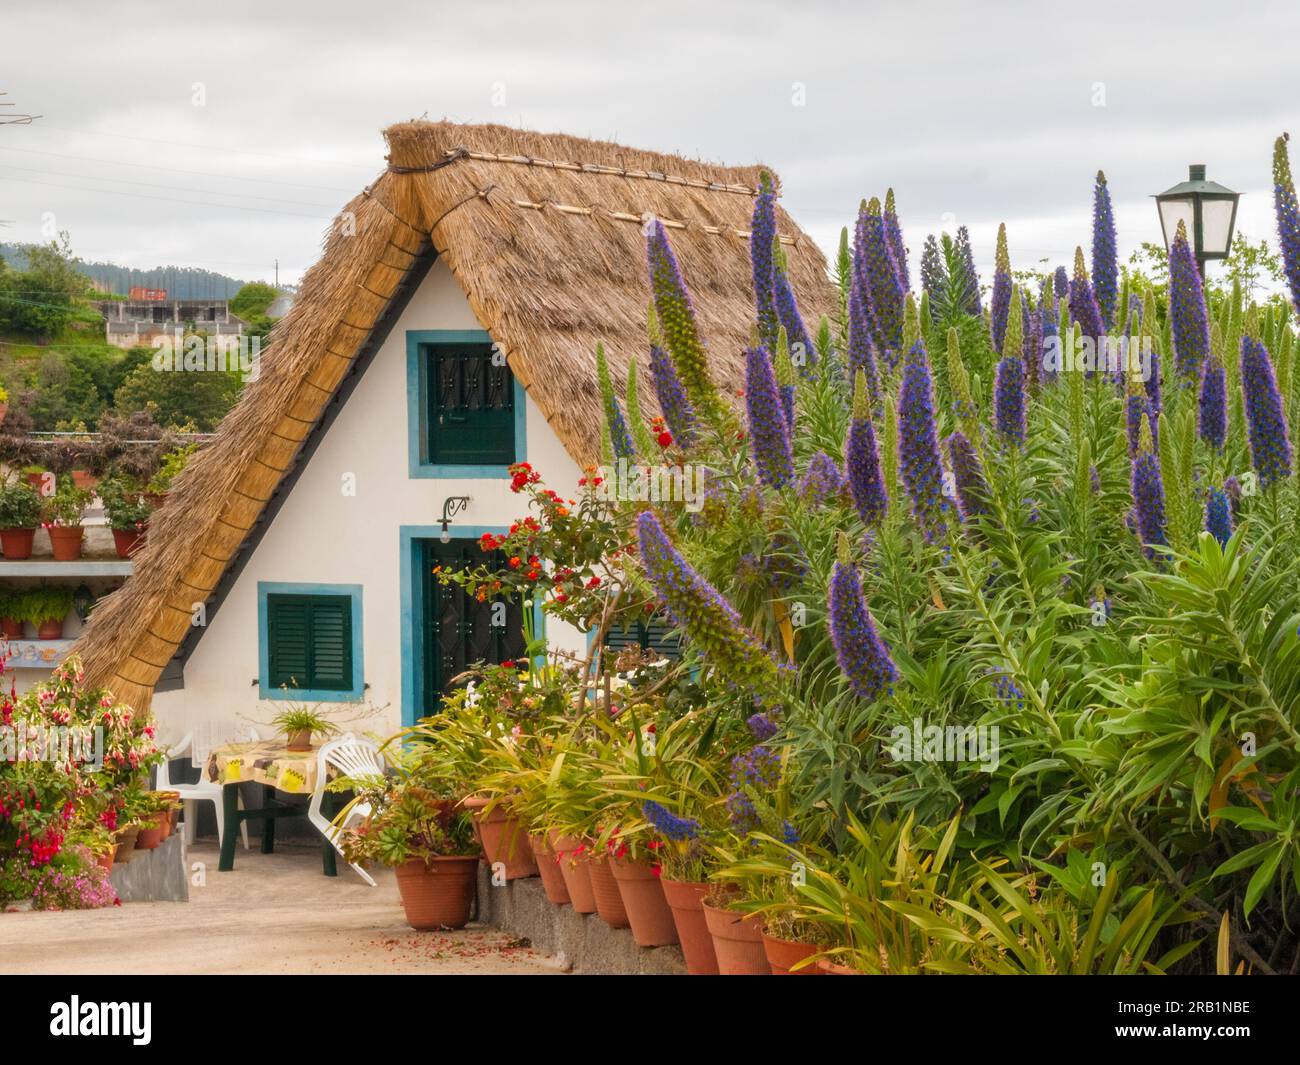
[424,343,516,465]
[267,594,353,692]
[604,617,681,661]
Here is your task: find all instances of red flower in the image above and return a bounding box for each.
[657,431,673,448]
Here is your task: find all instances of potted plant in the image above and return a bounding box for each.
[24,586,74,640]
[338,778,480,931]
[41,479,92,561]
[0,591,22,640]
[0,384,9,428]
[99,476,153,558]
[270,705,339,751]
[0,479,43,560]
[145,443,197,508]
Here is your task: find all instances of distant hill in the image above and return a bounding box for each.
[0,244,256,300]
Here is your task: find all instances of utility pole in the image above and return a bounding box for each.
[275,258,279,288]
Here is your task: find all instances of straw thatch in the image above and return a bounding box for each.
[73,119,833,709]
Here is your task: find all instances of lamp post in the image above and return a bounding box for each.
[1154,164,1241,278]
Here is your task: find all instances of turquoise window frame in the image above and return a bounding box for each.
[258,581,365,702]
[406,329,527,479]
[399,525,545,727]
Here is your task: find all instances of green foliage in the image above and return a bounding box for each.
[0,479,42,529]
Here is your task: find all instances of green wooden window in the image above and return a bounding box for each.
[266,593,354,692]
[604,617,681,661]
[424,343,516,465]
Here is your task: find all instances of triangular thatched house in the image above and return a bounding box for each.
[73,119,831,734]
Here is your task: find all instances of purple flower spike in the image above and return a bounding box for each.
[637,511,779,692]
[1069,248,1107,358]
[858,198,905,353]
[750,173,779,348]
[799,451,844,507]
[1145,347,1162,413]
[1273,134,1300,316]
[1198,355,1227,451]
[897,340,953,541]
[828,559,897,703]
[1131,432,1168,559]
[775,267,816,369]
[744,347,794,488]
[1126,394,1157,459]
[648,342,697,448]
[994,354,1026,443]
[847,278,880,404]
[1168,222,1211,381]
[1240,335,1294,488]
[920,235,943,305]
[846,372,887,526]
[884,188,910,292]
[946,430,989,523]
[1054,265,1069,300]
[647,219,718,416]
[991,224,1012,353]
[1091,171,1118,329]
[956,226,982,315]
[1206,486,1233,547]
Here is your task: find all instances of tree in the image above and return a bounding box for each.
[112,356,243,430]
[0,233,88,337]
[229,281,279,321]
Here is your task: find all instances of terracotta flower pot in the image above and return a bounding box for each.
[394,856,478,930]
[114,825,140,862]
[529,832,571,906]
[47,526,84,561]
[762,933,823,975]
[24,472,45,491]
[550,832,597,913]
[816,958,864,975]
[96,850,115,873]
[702,902,770,975]
[662,879,720,975]
[462,797,537,879]
[0,617,21,640]
[0,528,35,560]
[37,618,64,640]
[135,820,163,850]
[145,491,169,510]
[286,729,312,752]
[71,470,98,491]
[112,527,146,558]
[611,857,678,946]
[586,854,630,929]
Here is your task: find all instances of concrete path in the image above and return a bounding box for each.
[0,842,562,975]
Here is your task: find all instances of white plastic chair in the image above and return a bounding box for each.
[308,733,384,887]
[158,726,261,851]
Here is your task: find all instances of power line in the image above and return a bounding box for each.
[0,161,338,209]
[0,173,331,219]
[0,144,353,194]
[38,124,374,171]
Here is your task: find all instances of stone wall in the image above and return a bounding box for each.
[110,832,189,903]
[475,867,685,975]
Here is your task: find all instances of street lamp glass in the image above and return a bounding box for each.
[1157,198,1195,252]
[1200,198,1235,256]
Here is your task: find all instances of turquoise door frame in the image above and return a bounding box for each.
[399,525,545,727]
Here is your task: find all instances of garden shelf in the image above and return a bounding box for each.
[2,638,75,668]
[0,559,133,577]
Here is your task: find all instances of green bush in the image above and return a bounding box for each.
[0,480,42,529]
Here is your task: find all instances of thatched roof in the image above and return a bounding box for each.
[73,118,833,709]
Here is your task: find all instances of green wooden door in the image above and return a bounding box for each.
[419,539,525,714]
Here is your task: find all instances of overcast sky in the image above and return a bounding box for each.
[3,0,1297,289]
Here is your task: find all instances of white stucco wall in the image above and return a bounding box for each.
[149,260,585,745]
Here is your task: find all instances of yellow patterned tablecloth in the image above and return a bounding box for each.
[206,740,321,794]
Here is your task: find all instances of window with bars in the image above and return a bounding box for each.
[423,342,516,466]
